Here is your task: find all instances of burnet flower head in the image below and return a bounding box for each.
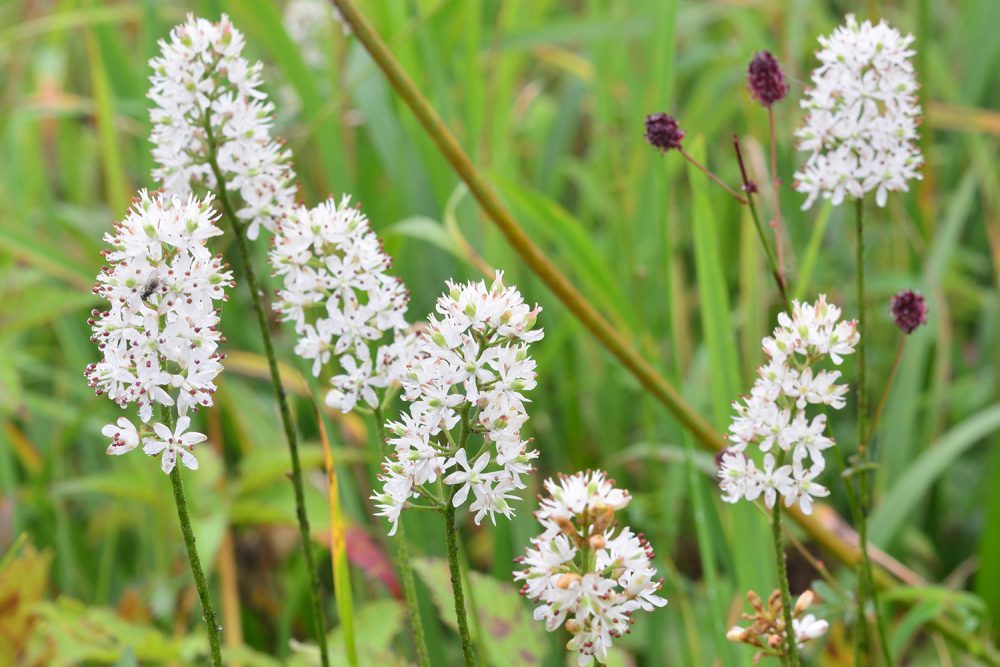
[86,190,234,474]
[270,196,411,412]
[514,471,667,666]
[794,15,922,209]
[149,14,296,240]
[372,272,542,535]
[719,296,859,514]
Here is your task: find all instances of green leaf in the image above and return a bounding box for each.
[413,557,548,667]
[870,404,1000,545]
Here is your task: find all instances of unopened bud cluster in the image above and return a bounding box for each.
[514,471,666,666]
[727,589,828,660]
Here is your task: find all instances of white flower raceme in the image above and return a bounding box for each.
[514,471,667,666]
[719,296,858,514]
[270,196,411,412]
[87,190,234,474]
[149,14,296,240]
[794,14,922,209]
[372,272,542,535]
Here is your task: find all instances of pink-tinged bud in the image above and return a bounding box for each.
[747,51,787,107]
[588,533,606,550]
[644,113,684,152]
[890,289,927,334]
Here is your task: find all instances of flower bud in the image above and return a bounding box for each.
[644,113,684,152]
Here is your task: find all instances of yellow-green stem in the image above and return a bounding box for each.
[374,406,431,667]
[854,198,892,666]
[772,502,800,667]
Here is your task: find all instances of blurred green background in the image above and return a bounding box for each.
[2,0,1000,664]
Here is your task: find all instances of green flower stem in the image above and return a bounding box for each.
[853,199,893,666]
[771,502,799,667]
[203,129,329,666]
[170,465,223,667]
[374,406,431,667]
[445,488,477,666]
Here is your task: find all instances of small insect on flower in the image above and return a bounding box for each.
[139,275,161,302]
[514,470,666,666]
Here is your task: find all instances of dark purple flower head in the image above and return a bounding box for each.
[890,290,928,334]
[747,51,787,107]
[644,113,684,152]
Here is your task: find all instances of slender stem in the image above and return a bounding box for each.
[374,407,431,667]
[733,135,788,307]
[768,107,785,277]
[679,148,749,204]
[170,466,224,667]
[445,491,477,666]
[863,337,907,453]
[772,503,800,667]
[202,126,329,666]
[324,2,1000,662]
[852,199,893,666]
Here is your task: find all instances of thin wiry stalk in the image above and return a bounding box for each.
[374,406,431,667]
[170,465,224,666]
[772,502,800,667]
[853,199,893,666]
[202,123,329,666]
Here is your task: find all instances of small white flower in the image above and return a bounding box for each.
[142,416,206,474]
[443,449,492,507]
[102,417,141,456]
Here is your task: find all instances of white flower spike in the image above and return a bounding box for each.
[149,14,297,239]
[719,296,858,514]
[87,190,233,473]
[515,471,666,666]
[270,196,411,413]
[372,272,542,535]
[794,15,922,209]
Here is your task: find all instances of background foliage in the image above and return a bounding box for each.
[2,0,999,664]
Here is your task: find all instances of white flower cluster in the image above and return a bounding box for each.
[514,471,667,666]
[719,296,859,514]
[149,14,296,240]
[372,272,542,535]
[794,14,922,209]
[270,196,411,412]
[86,191,234,474]
[282,0,348,69]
